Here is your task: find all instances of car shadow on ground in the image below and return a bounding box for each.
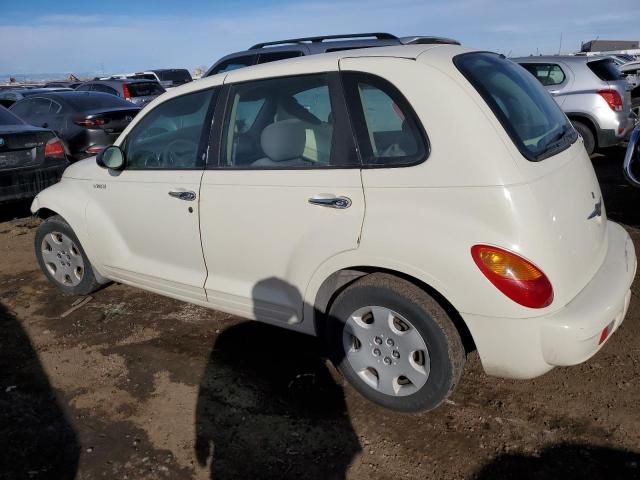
[592,147,640,228]
[194,278,360,480]
[0,200,32,224]
[0,302,79,479]
[472,442,640,479]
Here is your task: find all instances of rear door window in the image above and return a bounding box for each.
[455,52,577,162]
[343,72,427,167]
[520,63,566,86]
[587,59,622,81]
[0,106,24,125]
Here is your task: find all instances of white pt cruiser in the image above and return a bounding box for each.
[32,45,636,412]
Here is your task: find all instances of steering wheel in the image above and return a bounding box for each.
[162,139,199,168]
[139,150,163,168]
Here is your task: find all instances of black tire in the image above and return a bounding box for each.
[34,215,101,296]
[572,120,596,156]
[326,273,465,412]
[632,98,640,122]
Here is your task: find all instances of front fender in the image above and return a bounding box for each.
[31,180,108,283]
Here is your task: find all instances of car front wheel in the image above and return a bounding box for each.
[35,215,101,296]
[326,273,466,412]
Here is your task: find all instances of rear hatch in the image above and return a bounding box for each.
[0,125,53,170]
[587,58,632,116]
[456,52,609,309]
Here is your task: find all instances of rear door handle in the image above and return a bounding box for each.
[168,190,196,201]
[549,90,560,96]
[308,195,352,209]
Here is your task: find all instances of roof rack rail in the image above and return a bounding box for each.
[399,36,461,46]
[250,33,398,49]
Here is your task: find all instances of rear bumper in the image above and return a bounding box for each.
[597,117,635,147]
[463,221,636,379]
[0,162,68,203]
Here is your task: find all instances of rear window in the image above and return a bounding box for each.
[455,52,576,162]
[66,93,133,110]
[127,82,165,97]
[0,106,23,125]
[587,59,622,81]
[156,69,192,84]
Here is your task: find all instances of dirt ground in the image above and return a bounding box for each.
[1,148,640,480]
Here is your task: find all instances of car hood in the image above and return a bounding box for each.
[63,157,98,180]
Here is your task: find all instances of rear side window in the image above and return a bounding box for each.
[127,82,165,97]
[520,63,566,86]
[587,59,622,81]
[343,72,427,167]
[455,52,576,162]
[92,84,119,96]
[76,84,94,92]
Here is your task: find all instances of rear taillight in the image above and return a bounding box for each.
[44,138,65,158]
[598,89,623,112]
[471,245,553,308]
[122,83,131,100]
[74,118,107,127]
[85,145,106,155]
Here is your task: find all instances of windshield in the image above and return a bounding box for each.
[0,106,24,125]
[455,52,576,161]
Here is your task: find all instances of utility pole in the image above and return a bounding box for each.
[558,32,563,55]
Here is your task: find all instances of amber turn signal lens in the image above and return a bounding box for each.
[471,245,553,308]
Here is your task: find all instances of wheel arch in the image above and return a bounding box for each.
[565,113,598,148]
[310,266,476,354]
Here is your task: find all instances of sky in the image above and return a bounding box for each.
[0,0,638,76]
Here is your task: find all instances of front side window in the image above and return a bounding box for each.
[343,72,427,167]
[220,73,357,168]
[124,88,216,170]
[455,52,576,161]
[520,63,566,86]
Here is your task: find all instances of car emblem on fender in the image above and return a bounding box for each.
[587,197,603,220]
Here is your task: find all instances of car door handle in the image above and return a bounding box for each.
[308,195,352,209]
[168,190,196,201]
[549,90,560,96]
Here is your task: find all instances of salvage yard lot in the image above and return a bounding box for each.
[2,148,640,479]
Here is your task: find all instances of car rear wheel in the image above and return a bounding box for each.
[326,273,466,412]
[35,215,101,296]
[572,120,596,156]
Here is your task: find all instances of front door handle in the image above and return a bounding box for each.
[168,190,196,201]
[308,195,352,209]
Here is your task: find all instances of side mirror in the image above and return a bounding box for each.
[623,127,640,187]
[96,145,125,170]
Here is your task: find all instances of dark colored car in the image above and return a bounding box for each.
[127,69,193,89]
[204,32,460,77]
[0,88,72,108]
[10,92,140,161]
[0,106,68,204]
[44,81,83,89]
[76,79,165,107]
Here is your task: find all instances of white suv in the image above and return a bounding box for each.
[31,45,636,412]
